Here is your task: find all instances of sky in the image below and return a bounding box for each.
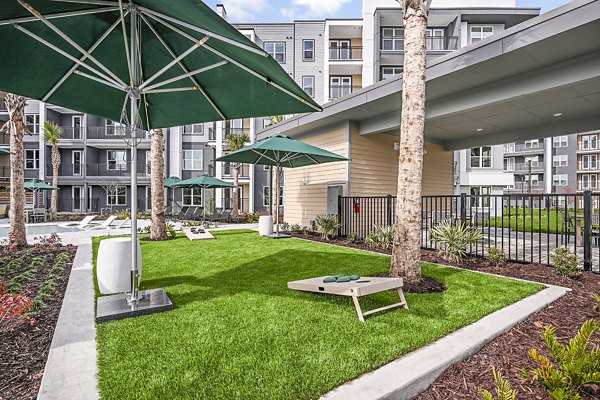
[202,0,573,23]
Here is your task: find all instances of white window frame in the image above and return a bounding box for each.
[381,27,403,51]
[182,124,204,135]
[581,174,598,190]
[72,150,82,176]
[72,115,84,139]
[182,188,202,206]
[504,157,515,171]
[582,134,598,150]
[552,136,568,148]
[524,174,540,187]
[302,39,315,62]
[426,28,445,50]
[25,113,40,134]
[183,149,203,171]
[525,140,540,149]
[25,149,39,169]
[470,186,491,208]
[329,39,351,60]
[107,150,127,170]
[105,120,124,136]
[552,174,568,187]
[581,154,598,170]
[381,66,403,80]
[503,142,515,153]
[330,76,352,99]
[470,26,494,43]
[470,146,492,168]
[552,155,568,167]
[264,42,285,63]
[302,76,315,98]
[107,185,127,206]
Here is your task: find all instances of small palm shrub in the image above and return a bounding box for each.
[487,245,508,267]
[290,223,301,233]
[550,247,580,278]
[594,294,600,313]
[166,223,177,239]
[347,232,361,244]
[478,367,518,400]
[519,319,600,399]
[430,221,483,263]
[314,214,340,240]
[365,225,395,250]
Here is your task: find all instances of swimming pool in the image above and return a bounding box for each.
[0,224,83,238]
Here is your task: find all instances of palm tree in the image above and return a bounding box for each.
[43,121,62,216]
[150,128,167,240]
[1,94,28,248]
[270,115,284,223]
[389,0,432,284]
[224,131,250,218]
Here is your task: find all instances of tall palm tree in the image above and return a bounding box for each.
[1,94,28,248]
[150,128,167,240]
[270,115,284,223]
[43,121,62,216]
[224,131,250,218]
[389,0,432,284]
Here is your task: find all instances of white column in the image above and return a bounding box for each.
[168,126,182,177]
[38,102,47,181]
[215,120,224,209]
[545,137,553,194]
[249,118,256,213]
[460,22,468,49]
[324,21,331,102]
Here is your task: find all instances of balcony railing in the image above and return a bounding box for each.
[381,36,458,52]
[46,163,83,177]
[224,127,250,136]
[182,125,215,136]
[329,85,360,100]
[57,197,100,213]
[503,143,543,153]
[85,163,150,177]
[507,181,544,191]
[514,161,543,172]
[329,46,363,61]
[61,127,86,140]
[222,164,250,178]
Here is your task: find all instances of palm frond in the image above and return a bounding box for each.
[43,121,63,145]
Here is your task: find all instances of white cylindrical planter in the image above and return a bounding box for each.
[97,237,142,295]
[258,215,273,237]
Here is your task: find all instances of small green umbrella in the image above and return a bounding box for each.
[216,135,349,236]
[174,174,235,223]
[24,179,58,208]
[0,148,12,155]
[164,176,182,208]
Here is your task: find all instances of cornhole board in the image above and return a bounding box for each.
[182,228,215,241]
[287,276,408,322]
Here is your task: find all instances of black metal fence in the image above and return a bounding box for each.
[338,193,600,273]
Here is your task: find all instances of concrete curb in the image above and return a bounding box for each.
[38,239,98,400]
[320,285,568,400]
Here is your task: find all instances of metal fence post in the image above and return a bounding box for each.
[337,195,343,237]
[583,190,592,272]
[386,195,393,227]
[460,193,467,225]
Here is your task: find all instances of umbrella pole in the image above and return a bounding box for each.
[275,163,280,237]
[202,186,206,225]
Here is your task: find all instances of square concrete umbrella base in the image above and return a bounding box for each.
[266,233,292,239]
[96,288,173,324]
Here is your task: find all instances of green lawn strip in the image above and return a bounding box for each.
[485,207,594,234]
[94,230,543,400]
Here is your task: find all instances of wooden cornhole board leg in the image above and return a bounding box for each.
[352,288,409,322]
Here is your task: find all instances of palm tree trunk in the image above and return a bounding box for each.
[150,128,167,240]
[232,163,239,217]
[5,94,28,248]
[389,0,430,284]
[51,145,60,216]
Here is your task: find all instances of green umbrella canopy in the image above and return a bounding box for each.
[0,1,321,129]
[24,179,59,191]
[0,147,13,155]
[174,174,235,189]
[163,176,182,188]
[216,134,349,168]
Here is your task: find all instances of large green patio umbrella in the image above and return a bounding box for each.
[0,1,320,304]
[217,135,349,237]
[174,174,235,223]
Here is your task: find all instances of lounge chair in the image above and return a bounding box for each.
[85,216,117,230]
[217,209,231,223]
[59,215,97,229]
[189,207,203,221]
[206,209,222,222]
[178,207,191,221]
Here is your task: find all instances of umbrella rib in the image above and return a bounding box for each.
[142,11,322,113]
[18,1,127,89]
[43,12,126,102]
[49,0,118,5]
[0,6,119,26]
[118,0,133,86]
[251,149,277,164]
[144,87,198,94]
[142,62,227,92]
[139,14,227,120]
[73,69,126,90]
[13,24,125,89]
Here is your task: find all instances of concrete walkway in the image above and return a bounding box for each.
[37,239,98,400]
[320,285,568,400]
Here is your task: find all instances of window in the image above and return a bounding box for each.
[302,76,315,98]
[524,174,540,187]
[182,188,202,206]
[107,150,127,170]
[553,136,568,148]
[524,156,539,167]
[581,134,598,150]
[72,150,82,175]
[329,40,350,60]
[470,146,492,168]
[525,140,540,149]
[470,186,491,208]
[107,185,127,206]
[553,174,568,187]
[264,42,285,63]
[263,118,273,129]
[262,186,283,207]
[330,76,352,99]
[183,124,203,135]
[381,27,403,51]
[503,142,515,153]
[470,26,493,43]
[381,66,403,80]
[581,154,598,170]
[426,29,444,50]
[302,39,315,62]
[183,150,203,170]
[146,186,152,211]
[25,149,39,169]
[504,157,515,171]
[553,155,568,167]
[106,121,124,135]
[581,174,598,190]
[25,114,40,134]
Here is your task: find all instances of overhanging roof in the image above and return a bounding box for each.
[259,0,600,150]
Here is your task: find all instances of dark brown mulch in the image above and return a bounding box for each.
[291,234,600,399]
[0,245,76,400]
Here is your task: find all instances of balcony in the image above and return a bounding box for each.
[222,164,250,179]
[329,46,363,61]
[329,85,360,100]
[85,163,150,177]
[514,161,544,173]
[381,36,458,52]
[506,181,544,191]
[502,143,543,154]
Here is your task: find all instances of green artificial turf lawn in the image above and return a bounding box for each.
[94,230,543,400]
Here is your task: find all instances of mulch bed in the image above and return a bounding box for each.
[292,233,600,399]
[0,244,76,400]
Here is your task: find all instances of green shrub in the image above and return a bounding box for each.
[519,319,600,399]
[166,223,177,239]
[246,212,261,223]
[365,225,395,250]
[290,223,301,233]
[281,222,290,232]
[347,232,361,244]
[113,210,131,220]
[487,245,508,267]
[314,215,340,240]
[594,294,600,313]
[430,221,483,263]
[550,247,580,278]
[478,367,518,400]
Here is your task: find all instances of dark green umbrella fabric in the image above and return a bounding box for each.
[163,176,182,188]
[174,174,235,189]
[24,179,59,191]
[216,135,349,167]
[0,148,12,155]
[0,1,321,129]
